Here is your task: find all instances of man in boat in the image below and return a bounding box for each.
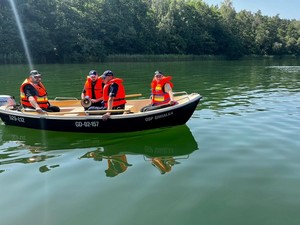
[20,70,60,113]
[151,70,177,106]
[141,70,177,112]
[81,70,104,110]
[100,70,126,120]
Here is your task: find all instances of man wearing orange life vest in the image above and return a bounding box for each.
[81,70,104,110]
[151,70,177,106]
[100,70,126,121]
[20,70,60,113]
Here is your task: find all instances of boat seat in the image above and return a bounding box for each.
[69,106,84,112]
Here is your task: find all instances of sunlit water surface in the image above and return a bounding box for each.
[1,59,300,225]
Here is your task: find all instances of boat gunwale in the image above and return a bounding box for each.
[0,93,201,120]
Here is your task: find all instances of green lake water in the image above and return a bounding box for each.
[1,59,300,225]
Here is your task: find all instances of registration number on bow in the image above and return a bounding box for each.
[75,121,99,127]
[9,115,25,123]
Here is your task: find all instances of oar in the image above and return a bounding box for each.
[81,93,142,107]
[140,100,180,112]
[47,108,131,116]
[52,94,142,108]
[85,109,131,115]
[54,93,142,101]
[125,93,142,98]
[141,103,171,112]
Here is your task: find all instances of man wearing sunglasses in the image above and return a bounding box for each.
[20,70,60,113]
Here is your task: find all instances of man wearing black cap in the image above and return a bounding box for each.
[81,70,104,110]
[100,70,126,120]
[20,70,60,113]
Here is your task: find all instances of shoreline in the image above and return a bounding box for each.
[0,54,299,65]
[98,54,300,62]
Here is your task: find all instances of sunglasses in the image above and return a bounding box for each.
[155,74,163,77]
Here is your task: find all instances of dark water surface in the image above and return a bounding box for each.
[1,59,300,225]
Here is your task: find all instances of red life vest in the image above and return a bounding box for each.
[151,76,173,105]
[106,155,129,177]
[84,76,103,99]
[151,158,172,174]
[103,78,126,108]
[20,78,49,108]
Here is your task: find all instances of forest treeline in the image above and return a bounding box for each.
[1,0,300,64]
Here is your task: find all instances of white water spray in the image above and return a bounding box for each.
[9,0,33,69]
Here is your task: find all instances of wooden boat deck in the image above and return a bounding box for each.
[46,93,192,116]
[0,92,196,117]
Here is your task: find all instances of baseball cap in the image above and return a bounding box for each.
[89,70,98,76]
[30,70,41,76]
[154,70,164,76]
[100,70,114,79]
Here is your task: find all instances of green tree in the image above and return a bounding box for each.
[219,0,244,58]
[1,0,299,64]
[235,10,256,54]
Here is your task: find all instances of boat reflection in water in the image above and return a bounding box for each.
[0,125,198,176]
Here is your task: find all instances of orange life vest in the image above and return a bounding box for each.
[103,78,126,108]
[20,78,49,108]
[151,76,173,105]
[83,76,103,99]
[151,158,172,174]
[107,155,129,174]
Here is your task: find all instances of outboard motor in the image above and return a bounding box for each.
[0,95,17,107]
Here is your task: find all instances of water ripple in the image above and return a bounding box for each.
[267,66,300,73]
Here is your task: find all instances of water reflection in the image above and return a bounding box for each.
[0,125,198,176]
[79,125,199,176]
[82,151,132,177]
[81,148,184,176]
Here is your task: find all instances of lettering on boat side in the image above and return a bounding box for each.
[154,111,173,120]
[145,111,174,122]
[75,121,99,128]
[145,117,153,122]
[9,115,25,123]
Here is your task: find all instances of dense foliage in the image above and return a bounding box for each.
[1,0,300,63]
